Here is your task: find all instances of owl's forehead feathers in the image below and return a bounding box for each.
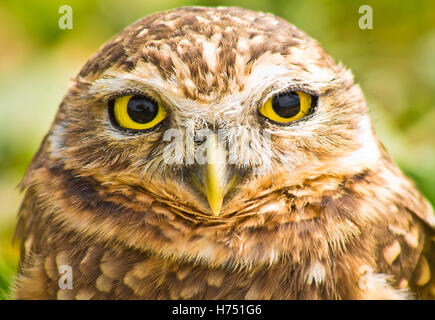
[80,7,343,103]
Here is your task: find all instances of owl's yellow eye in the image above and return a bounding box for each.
[259,91,313,124]
[111,95,166,131]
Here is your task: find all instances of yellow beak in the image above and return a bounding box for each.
[190,133,237,216]
[204,133,227,216]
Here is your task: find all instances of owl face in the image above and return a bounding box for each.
[48,7,378,219]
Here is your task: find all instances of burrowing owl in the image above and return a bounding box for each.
[13,7,434,300]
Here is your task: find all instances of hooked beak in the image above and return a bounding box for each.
[190,133,237,216]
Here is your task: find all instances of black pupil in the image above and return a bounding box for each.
[127,95,158,123]
[272,92,300,118]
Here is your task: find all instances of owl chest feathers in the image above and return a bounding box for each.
[14,161,432,299]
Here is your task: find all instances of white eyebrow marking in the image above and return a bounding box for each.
[87,52,337,124]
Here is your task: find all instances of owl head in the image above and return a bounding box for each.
[40,7,377,225]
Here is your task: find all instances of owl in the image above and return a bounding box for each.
[13,6,435,300]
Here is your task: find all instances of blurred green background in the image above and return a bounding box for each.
[0,0,434,299]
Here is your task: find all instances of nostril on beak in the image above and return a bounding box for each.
[194,139,204,147]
